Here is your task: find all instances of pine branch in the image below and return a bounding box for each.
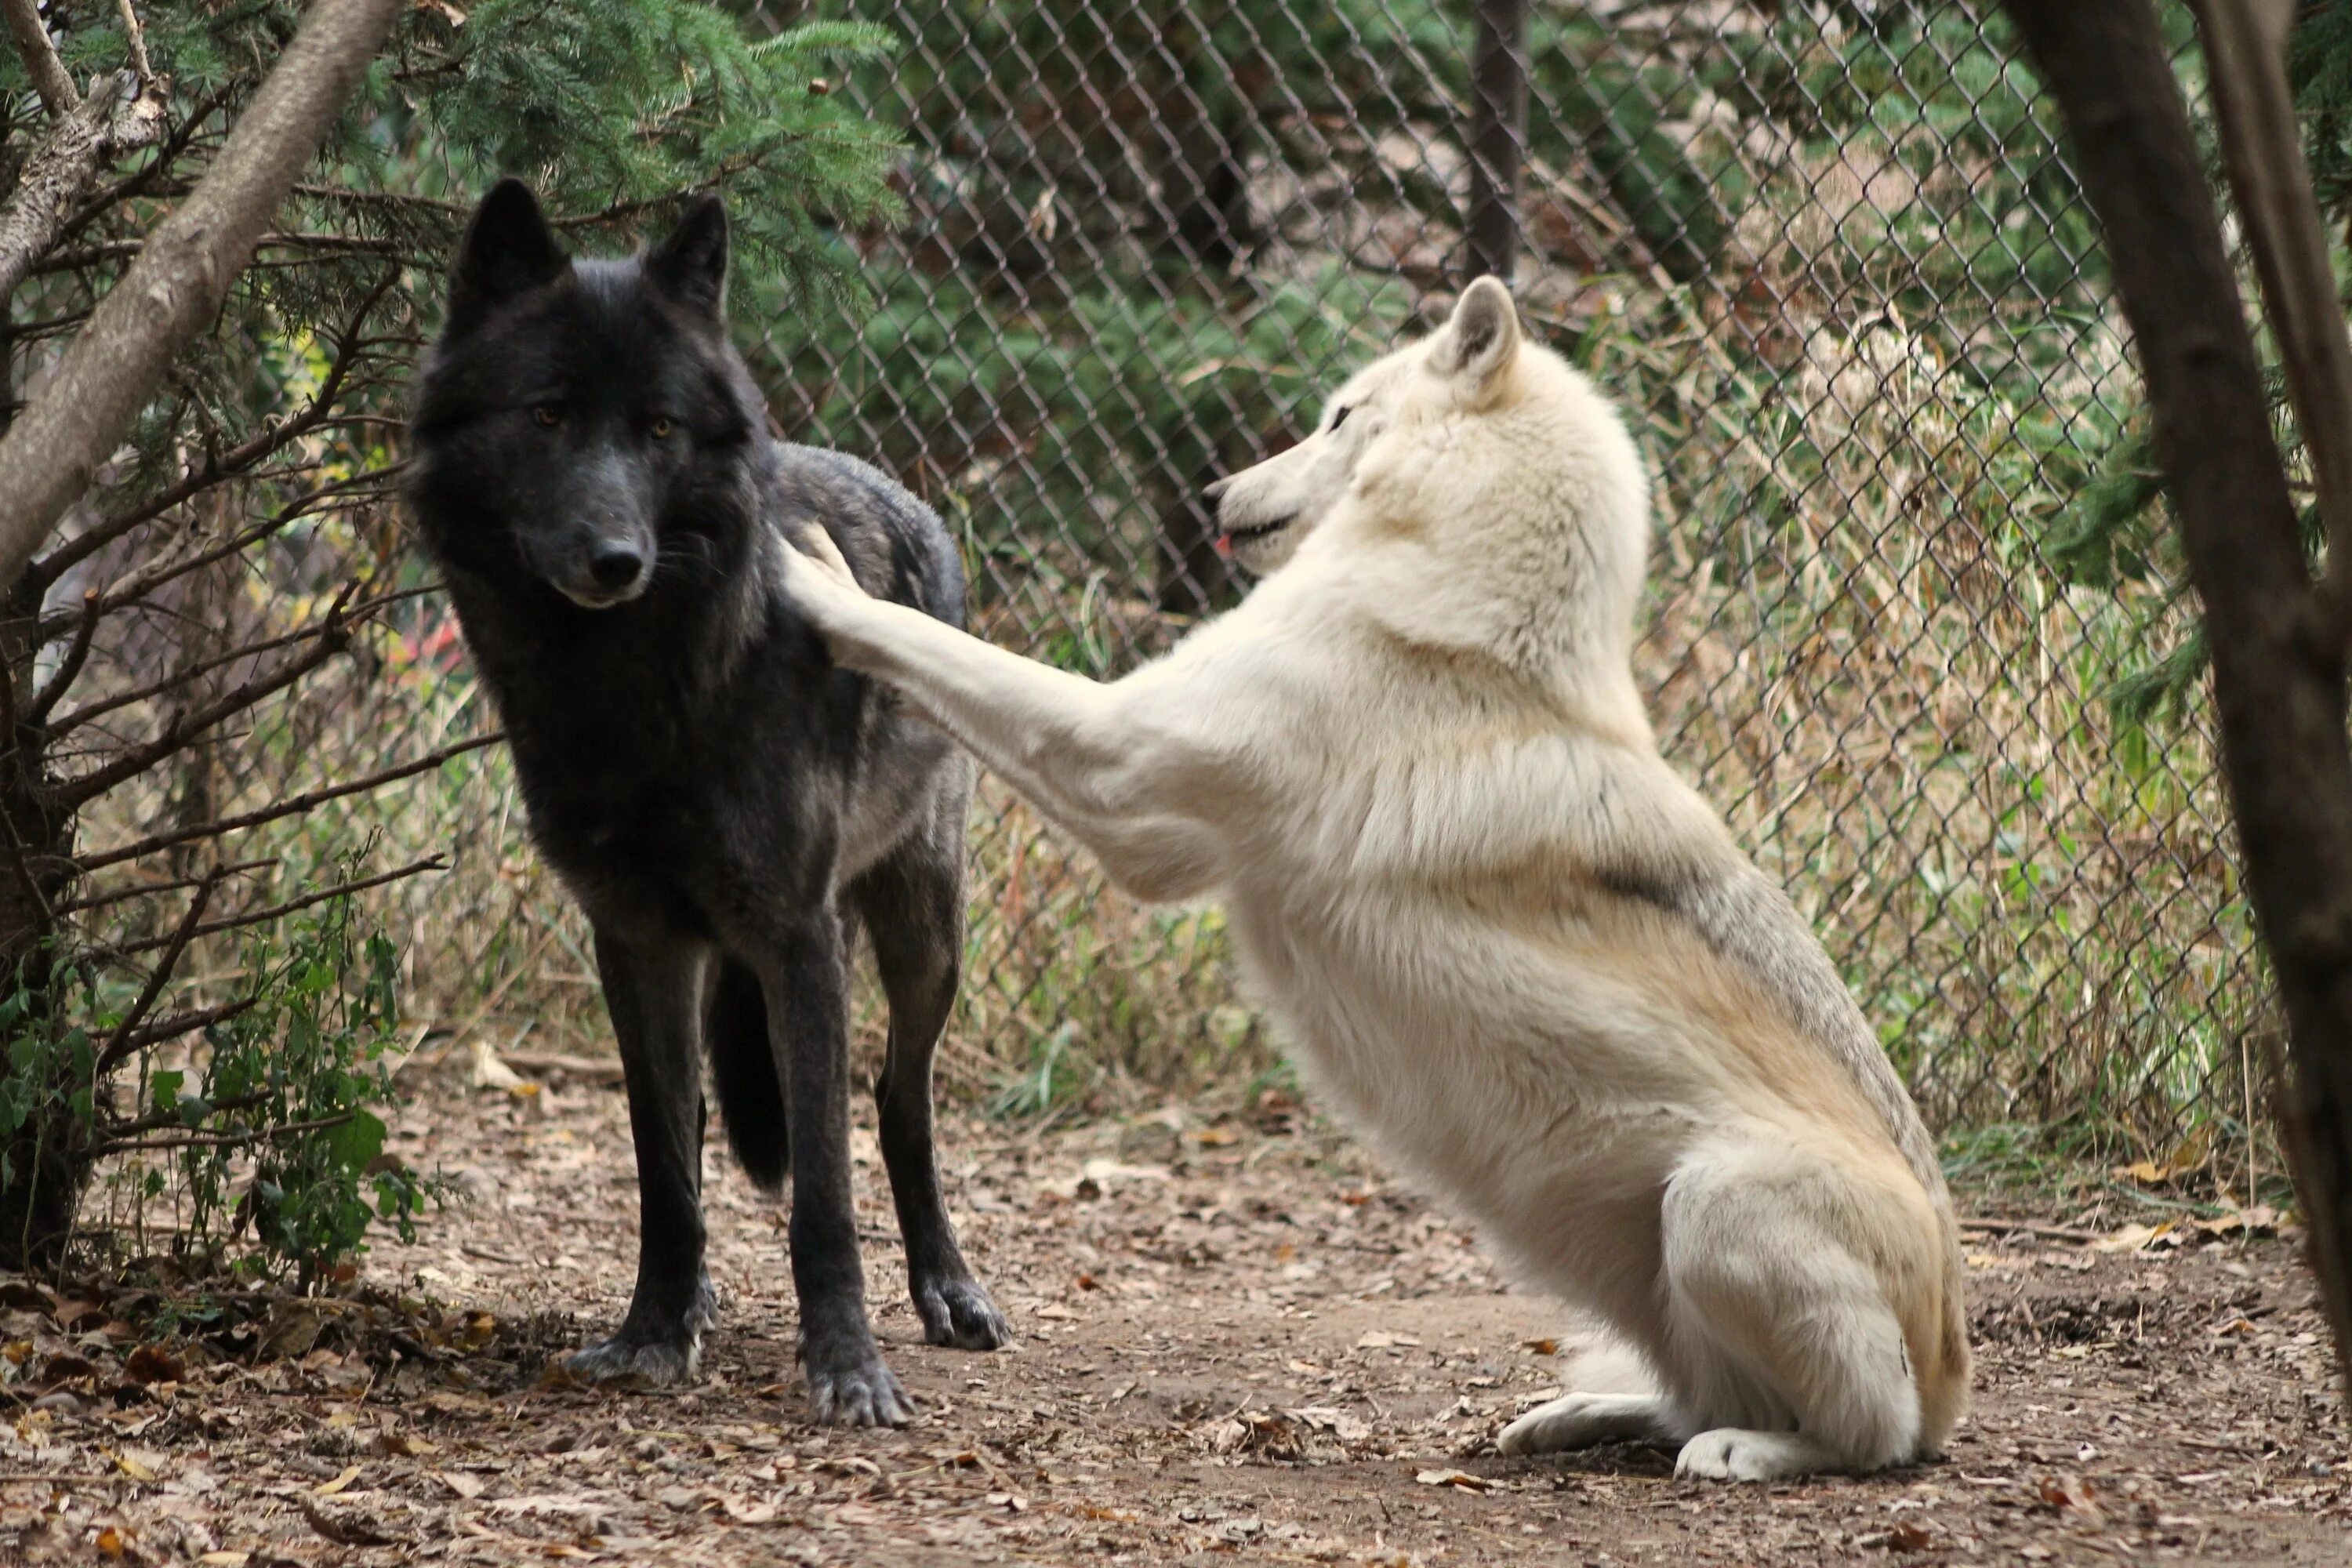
[0,74,171,307]
[31,276,400,592]
[0,0,408,595]
[2,0,80,117]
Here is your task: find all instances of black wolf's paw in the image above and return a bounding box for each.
[563,1334,698,1388]
[564,1277,715,1388]
[804,1344,915,1427]
[913,1275,1011,1351]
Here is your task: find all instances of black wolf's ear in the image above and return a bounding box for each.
[648,194,730,318]
[1433,276,1521,390]
[449,180,568,331]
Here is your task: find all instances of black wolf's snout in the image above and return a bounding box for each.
[590,542,648,593]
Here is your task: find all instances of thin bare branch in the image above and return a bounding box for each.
[93,869,221,1075]
[48,583,429,740]
[102,1081,267,1141]
[38,470,391,642]
[44,585,359,810]
[103,857,446,959]
[113,0,155,90]
[24,591,98,724]
[75,732,501,874]
[93,1110,353,1159]
[53,856,274,916]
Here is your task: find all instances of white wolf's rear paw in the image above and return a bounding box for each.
[1499,1392,1675,1455]
[1674,1428,1834,1483]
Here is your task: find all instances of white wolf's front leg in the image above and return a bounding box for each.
[783,530,1221,902]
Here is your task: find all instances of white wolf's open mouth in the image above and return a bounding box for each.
[1215,514,1293,557]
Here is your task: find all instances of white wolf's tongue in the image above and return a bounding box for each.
[1213,535,1233,559]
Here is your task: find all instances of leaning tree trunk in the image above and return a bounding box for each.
[1998,0,2352,1379]
[0,0,406,1267]
[0,579,89,1267]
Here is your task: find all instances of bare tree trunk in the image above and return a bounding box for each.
[1998,0,2352,1379]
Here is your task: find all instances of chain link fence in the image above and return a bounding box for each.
[145,1,2256,1164]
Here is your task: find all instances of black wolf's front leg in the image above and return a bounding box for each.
[758,911,913,1426]
[566,930,716,1385]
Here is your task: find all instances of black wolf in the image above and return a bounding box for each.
[405,180,1007,1424]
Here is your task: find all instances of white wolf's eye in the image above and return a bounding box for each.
[1329,405,1352,433]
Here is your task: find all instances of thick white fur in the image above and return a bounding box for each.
[779,279,1970,1481]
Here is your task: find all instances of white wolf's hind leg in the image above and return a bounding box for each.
[1496,1334,1686,1455]
[1499,1392,1679,1455]
[1661,1141,1923,1482]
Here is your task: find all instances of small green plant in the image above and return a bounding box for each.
[172,884,433,1289]
[0,869,430,1288]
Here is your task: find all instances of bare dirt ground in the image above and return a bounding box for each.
[5,1059,2350,1566]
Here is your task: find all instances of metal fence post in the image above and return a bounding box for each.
[1466,0,1530,285]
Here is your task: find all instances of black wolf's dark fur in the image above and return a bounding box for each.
[406,180,1006,1424]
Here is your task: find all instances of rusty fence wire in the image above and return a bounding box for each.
[149,0,2257,1167]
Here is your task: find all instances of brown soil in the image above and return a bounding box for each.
[4,1062,2350,1566]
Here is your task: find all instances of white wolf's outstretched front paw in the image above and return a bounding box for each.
[781,524,873,633]
[1498,1392,1676,1455]
[1674,1428,1837,1483]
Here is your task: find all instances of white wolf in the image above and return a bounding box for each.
[779,278,1969,1480]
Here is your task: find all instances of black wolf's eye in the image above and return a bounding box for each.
[1330,405,1352,433]
[650,416,674,440]
[532,406,561,428]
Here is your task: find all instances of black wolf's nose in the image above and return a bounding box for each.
[589,544,646,591]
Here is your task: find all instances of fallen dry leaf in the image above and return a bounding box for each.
[2091,1220,2177,1254]
[314,1463,363,1497]
[2036,1472,2105,1523]
[1414,1468,1494,1492]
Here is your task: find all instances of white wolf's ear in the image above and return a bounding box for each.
[450,180,568,331]
[1433,275,1521,391]
[649,195,731,318]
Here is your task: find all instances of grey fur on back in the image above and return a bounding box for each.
[1675,866,1950,1201]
